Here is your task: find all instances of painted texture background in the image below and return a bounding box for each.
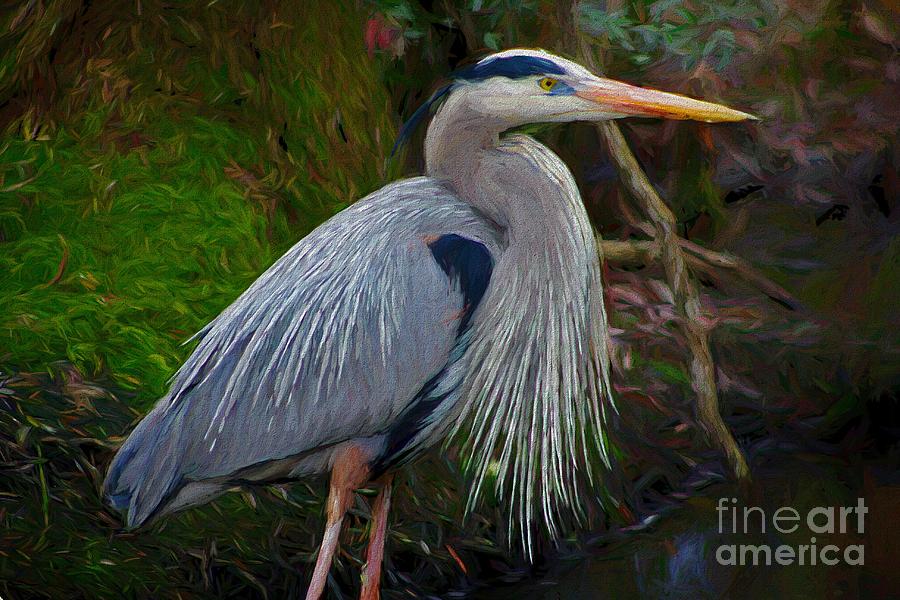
[0,0,897,598]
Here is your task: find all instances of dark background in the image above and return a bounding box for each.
[1,0,897,597]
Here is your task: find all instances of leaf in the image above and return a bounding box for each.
[648,359,691,386]
[483,32,501,50]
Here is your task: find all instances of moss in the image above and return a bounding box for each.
[0,0,397,409]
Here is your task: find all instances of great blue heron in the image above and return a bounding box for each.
[104,48,753,599]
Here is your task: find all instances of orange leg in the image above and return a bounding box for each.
[306,444,371,600]
[360,475,394,600]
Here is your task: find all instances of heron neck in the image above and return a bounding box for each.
[424,95,587,249]
[424,93,504,206]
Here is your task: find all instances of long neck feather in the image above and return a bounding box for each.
[424,92,617,555]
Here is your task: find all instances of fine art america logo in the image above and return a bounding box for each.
[716,497,866,566]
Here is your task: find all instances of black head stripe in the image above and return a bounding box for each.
[452,55,566,82]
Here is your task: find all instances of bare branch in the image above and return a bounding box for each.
[677,238,799,310]
[598,122,750,481]
[601,236,800,311]
[574,19,750,481]
[598,239,657,266]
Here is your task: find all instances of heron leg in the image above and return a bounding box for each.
[305,444,371,600]
[360,475,394,600]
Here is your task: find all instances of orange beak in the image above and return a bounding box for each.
[576,77,756,123]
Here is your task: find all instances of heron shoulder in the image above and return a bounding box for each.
[334,177,503,249]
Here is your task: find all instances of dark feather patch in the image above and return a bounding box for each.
[427,234,493,333]
[372,234,494,474]
[452,54,566,82]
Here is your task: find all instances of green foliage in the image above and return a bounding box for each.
[0,0,397,408]
[580,1,748,71]
[1,123,272,403]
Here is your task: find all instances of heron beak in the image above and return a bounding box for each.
[576,77,756,123]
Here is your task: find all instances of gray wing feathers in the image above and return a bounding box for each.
[104,177,498,527]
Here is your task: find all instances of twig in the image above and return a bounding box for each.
[676,238,798,310]
[601,237,799,310]
[599,121,749,481]
[40,234,69,288]
[574,18,750,481]
[0,174,37,193]
[599,239,656,265]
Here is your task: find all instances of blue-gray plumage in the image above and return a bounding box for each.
[104,48,754,599]
[106,179,500,525]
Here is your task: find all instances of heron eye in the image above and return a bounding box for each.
[539,77,559,92]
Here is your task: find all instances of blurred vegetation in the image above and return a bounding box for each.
[1,0,898,598]
[0,0,396,407]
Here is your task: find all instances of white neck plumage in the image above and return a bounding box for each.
[421,87,617,553]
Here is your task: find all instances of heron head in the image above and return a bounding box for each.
[396,48,755,150]
[455,48,756,125]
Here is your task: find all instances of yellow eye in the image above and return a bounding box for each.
[539,77,559,92]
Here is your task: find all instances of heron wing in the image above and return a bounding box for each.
[105,177,499,527]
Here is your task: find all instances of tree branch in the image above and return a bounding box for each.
[677,238,798,311]
[574,23,750,481]
[599,239,657,265]
[601,237,799,311]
